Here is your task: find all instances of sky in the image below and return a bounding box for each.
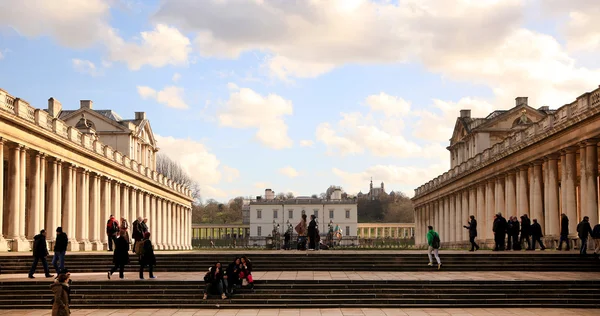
[0,0,599,203]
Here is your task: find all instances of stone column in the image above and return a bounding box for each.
[543,158,550,234]
[155,198,163,249]
[166,201,172,249]
[454,192,462,243]
[505,171,517,219]
[562,147,578,236]
[150,195,157,239]
[184,207,189,249]
[130,188,137,221]
[476,184,485,242]
[517,166,529,216]
[76,168,91,251]
[0,139,6,251]
[584,139,599,225]
[100,177,111,248]
[447,195,455,243]
[461,190,469,241]
[485,180,495,241]
[110,180,120,222]
[18,146,27,243]
[495,175,505,217]
[121,185,130,223]
[145,193,151,223]
[7,144,28,251]
[47,159,60,239]
[89,173,102,250]
[433,201,439,236]
[63,164,78,251]
[579,144,587,217]
[27,152,41,239]
[546,154,560,240]
[176,205,182,249]
[137,190,144,219]
[531,160,544,232]
[39,154,46,236]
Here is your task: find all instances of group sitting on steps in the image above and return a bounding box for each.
[203,256,254,300]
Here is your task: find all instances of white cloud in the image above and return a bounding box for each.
[154,135,225,199]
[299,140,314,147]
[365,93,411,117]
[254,182,272,189]
[0,50,3,60]
[172,73,182,82]
[137,85,189,109]
[279,166,299,178]
[105,24,191,70]
[333,164,448,197]
[72,59,100,76]
[222,165,240,183]
[218,84,293,149]
[542,0,600,52]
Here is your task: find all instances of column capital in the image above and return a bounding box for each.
[530,159,544,166]
[560,146,578,154]
[544,153,560,160]
[0,137,4,144]
[91,172,101,180]
[580,138,600,147]
[517,165,529,171]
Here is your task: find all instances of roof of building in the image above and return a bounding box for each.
[251,198,356,205]
[59,109,124,122]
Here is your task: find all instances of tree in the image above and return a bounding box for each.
[285,192,295,199]
[192,197,243,224]
[311,194,318,199]
[276,192,286,200]
[156,154,201,203]
[356,191,414,223]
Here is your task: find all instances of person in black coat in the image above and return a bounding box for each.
[307,215,317,250]
[131,217,143,254]
[557,213,570,251]
[52,227,68,275]
[509,217,521,250]
[240,256,254,289]
[28,230,53,278]
[225,257,241,295]
[492,212,508,251]
[138,232,156,279]
[577,216,593,256]
[463,215,479,251]
[203,262,227,300]
[108,234,130,279]
[530,218,545,250]
[519,215,531,250]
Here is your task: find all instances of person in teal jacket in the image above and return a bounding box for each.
[426,226,442,269]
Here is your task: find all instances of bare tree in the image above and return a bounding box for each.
[285,192,295,199]
[156,154,201,202]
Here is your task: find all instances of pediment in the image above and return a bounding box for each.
[136,120,157,148]
[449,119,469,145]
[61,108,129,133]
[477,105,546,130]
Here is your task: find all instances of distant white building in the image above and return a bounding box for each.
[249,189,358,245]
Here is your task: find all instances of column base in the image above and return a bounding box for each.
[67,239,79,252]
[90,241,103,251]
[78,240,93,252]
[155,243,166,250]
[0,238,9,252]
[10,238,30,252]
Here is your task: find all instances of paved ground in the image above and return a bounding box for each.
[1,308,598,316]
[3,271,600,282]
[0,249,586,256]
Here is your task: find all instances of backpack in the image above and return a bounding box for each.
[135,240,146,255]
[593,224,600,238]
[431,232,441,249]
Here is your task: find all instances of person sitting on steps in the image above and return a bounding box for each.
[203,262,227,300]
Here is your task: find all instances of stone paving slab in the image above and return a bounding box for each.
[0,308,598,316]
[3,271,600,282]
[0,249,584,257]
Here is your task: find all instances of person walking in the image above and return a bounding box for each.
[106,215,119,252]
[120,217,130,244]
[593,223,600,257]
[131,217,143,253]
[509,216,521,250]
[108,234,130,280]
[577,216,593,256]
[52,227,68,275]
[295,214,308,251]
[463,215,479,251]
[50,273,71,316]
[557,213,570,251]
[426,226,441,270]
[493,212,507,251]
[138,232,156,279]
[308,214,317,250]
[519,214,532,250]
[28,229,53,279]
[141,218,149,234]
[530,218,546,250]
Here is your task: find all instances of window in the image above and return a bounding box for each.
[257,210,262,219]
[288,210,293,219]
[345,210,350,219]
[313,210,318,218]
[273,210,278,219]
[257,226,262,237]
[345,226,350,236]
[329,210,334,219]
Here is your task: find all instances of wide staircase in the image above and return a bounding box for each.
[0,279,598,309]
[1,252,598,273]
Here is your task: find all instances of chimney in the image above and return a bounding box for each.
[460,109,471,118]
[515,97,528,107]
[135,112,147,120]
[80,100,93,109]
[47,97,62,118]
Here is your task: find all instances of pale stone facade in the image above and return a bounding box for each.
[0,88,194,252]
[412,85,600,248]
[357,223,414,239]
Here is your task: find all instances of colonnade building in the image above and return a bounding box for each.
[412,85,600,248]
[0,88,194,252]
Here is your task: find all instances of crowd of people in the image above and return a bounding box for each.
[425,212,600,268]
[203,256,255,299]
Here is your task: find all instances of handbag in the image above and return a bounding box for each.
[247,274,253,283]
[242,279,249,286]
